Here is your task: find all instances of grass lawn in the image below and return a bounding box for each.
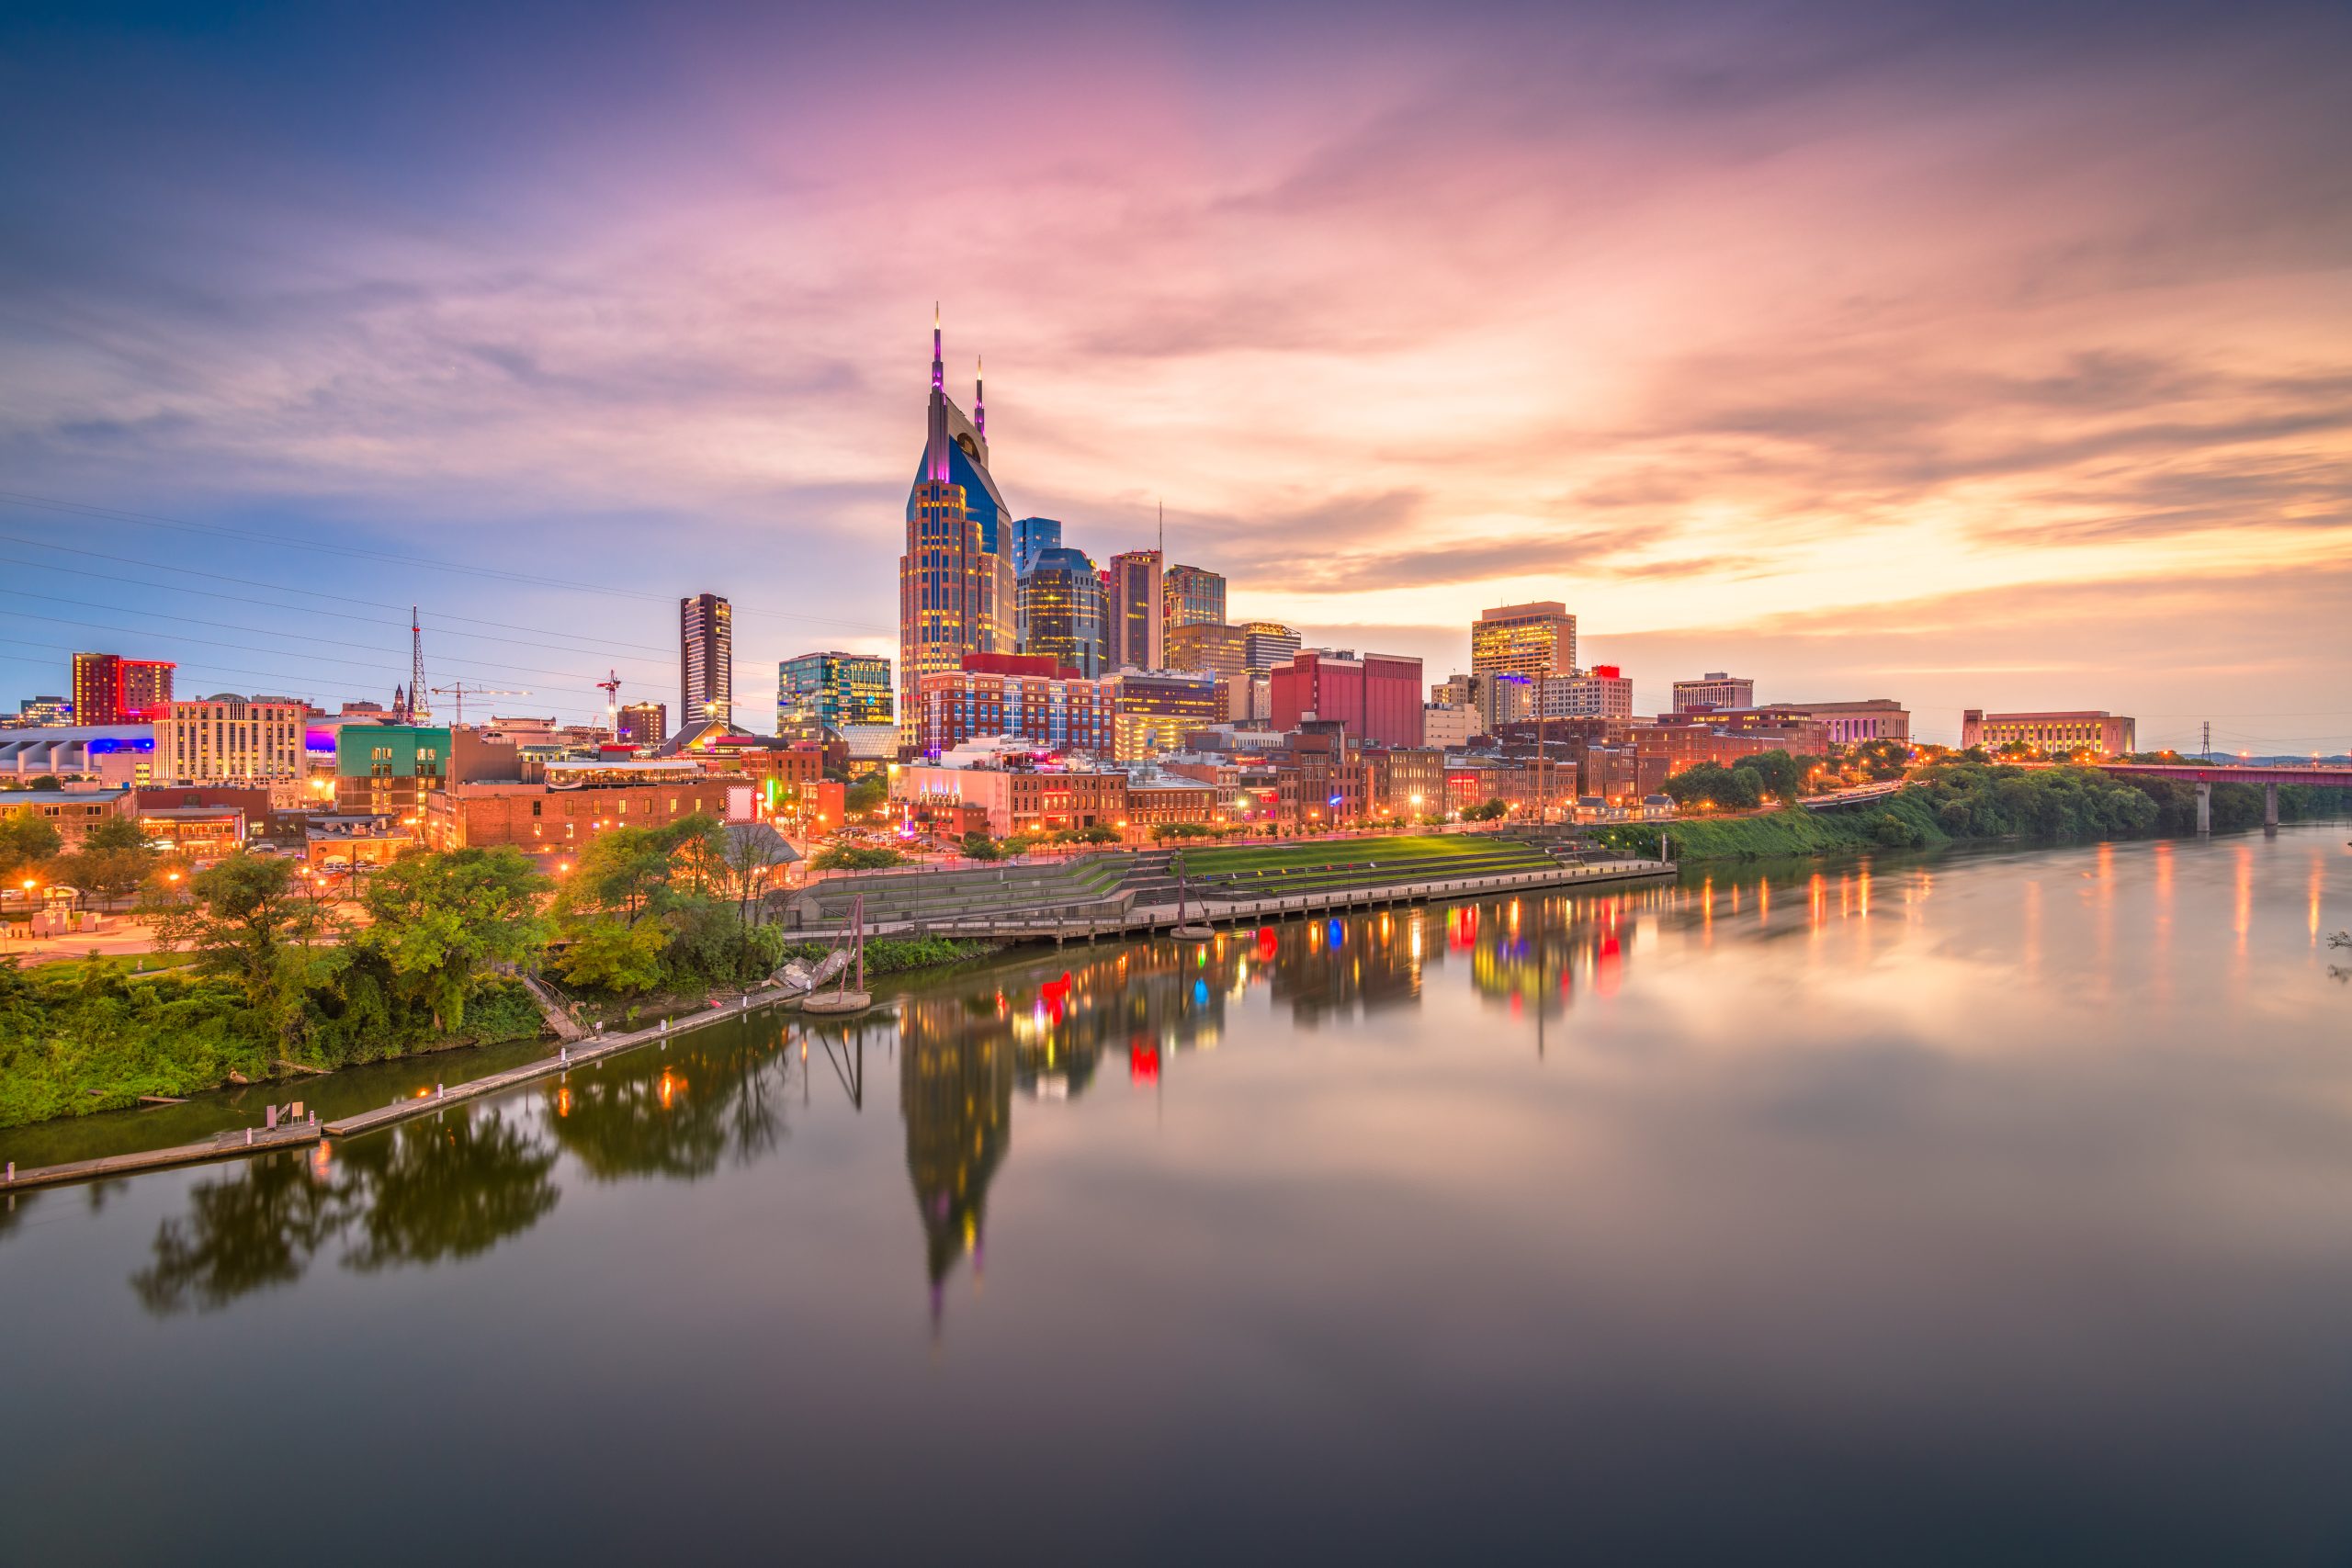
[1182,835,1529,875]
[18,949,203,983]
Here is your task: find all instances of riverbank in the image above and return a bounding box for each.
[1593,764,2351,863]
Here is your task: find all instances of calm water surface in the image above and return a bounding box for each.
[3,828,2348,1565]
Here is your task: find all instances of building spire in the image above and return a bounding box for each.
[931,302,944,393]
[925,305,953,484]
[1157,499,1164,558]
[975,354,985,439]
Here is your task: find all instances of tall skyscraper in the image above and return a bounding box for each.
[1017,547,1111,677]
[1108,548,1163,671]
[900,310,1008,747]
[1240,620,1302,673]
[1163,564,1227,630]
[1471,602,1577,679]
[1011,517,1062,574]
[778,651,894,739]
[71,652,175,726]
[681,592,733,726]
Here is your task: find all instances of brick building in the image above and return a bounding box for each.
[423,774,741,852]
[1269,649,1425,749]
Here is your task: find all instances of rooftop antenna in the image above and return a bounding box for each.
[975,354,985,439]
[1158,499,1164,558]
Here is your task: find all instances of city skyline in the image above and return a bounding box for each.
[2,3,2348,750]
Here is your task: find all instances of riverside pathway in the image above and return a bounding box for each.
[1,857,1674,1194]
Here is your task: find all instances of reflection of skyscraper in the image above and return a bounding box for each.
[1263,909,1428,1025]
[899,994,1015,1323]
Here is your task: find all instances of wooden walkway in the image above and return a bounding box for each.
[876,857,1678,942]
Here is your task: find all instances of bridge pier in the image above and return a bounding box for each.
[2196,780,2211,835]
[2265,782,2280,829]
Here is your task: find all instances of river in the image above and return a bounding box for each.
[2,826,2346,1564]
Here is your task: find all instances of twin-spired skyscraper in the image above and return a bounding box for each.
[898,310,1017,746]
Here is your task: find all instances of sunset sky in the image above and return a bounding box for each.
[3,1,2346,749]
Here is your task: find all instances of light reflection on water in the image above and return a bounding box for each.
[1,827,2348,1564]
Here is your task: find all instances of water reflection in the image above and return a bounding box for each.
[131,1110,557,1314]
[547,1031,795,1181]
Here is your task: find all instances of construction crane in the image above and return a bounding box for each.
[595,670,623,739]
[428,682,526,728]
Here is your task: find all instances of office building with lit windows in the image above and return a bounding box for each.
[1672,671,1755,713]
[1105,669,1222,761]
[1016,547,1112,677]
[778,651,894,739]
[1240,620,1302,673]
[1108,549,1163,671]
[1470,602,1577,681]
[1163,564,1227,630]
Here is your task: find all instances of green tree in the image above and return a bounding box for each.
[844,776,888,814]
[0,808,63,882]
[960,830,1001,861]
[55,816,160,905]
[810,844,908,871]
[560,822,689,925]
[1462,798,1508,822]
[716,822,797,927]
[1739,750,1804,802]
[555,917,668,993]
[145,852,326,1021]
[353,847,551,1031]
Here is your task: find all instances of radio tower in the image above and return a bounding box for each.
[409,607,431,723]
[2200,720,2211,761]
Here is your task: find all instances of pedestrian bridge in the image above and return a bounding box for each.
[2094,762,2352,832]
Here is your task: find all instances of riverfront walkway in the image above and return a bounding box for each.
[0,856,1674,1193]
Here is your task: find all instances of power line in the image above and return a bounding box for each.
[0,534,675,658]
[0,587,663,688]
[0,490,896,635]
[0,643,613,722]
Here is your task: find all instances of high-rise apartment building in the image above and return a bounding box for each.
[1163,565,1227,630]
[616,702,668,746]
[71,652,176,726]
[778,651,894,739]
[1240,620,1302,673]
[1108,549,1164,671]
[1017,547,1111,677]
[155,694,305,789]
[1672,672,1755,713]
[680,593,733,726]
[1011,517,1062,573]
[1269,650,1425,748]
[900,314,1014,747]
[1471,603,1577,680]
